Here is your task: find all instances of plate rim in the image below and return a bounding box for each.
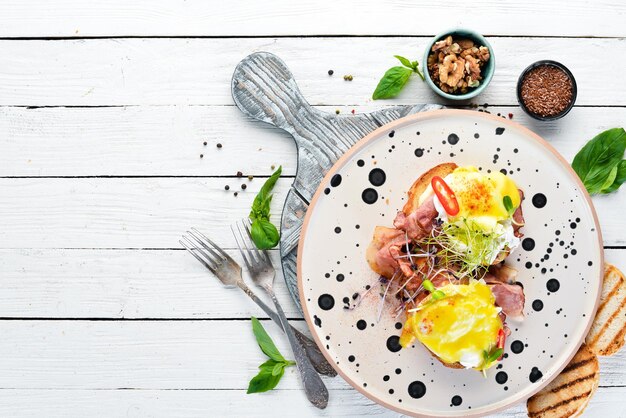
[296,109,604,417]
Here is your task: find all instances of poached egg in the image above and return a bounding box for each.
[399,280,503,370]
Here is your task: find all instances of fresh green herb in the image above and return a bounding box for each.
[249,166,282,249]
[247,317,295,394]
[502,195,515,216]
[572,128,626,195]
[422,219,503,279]
[482,347,504,365]
[421,279,445,300]
[372,55,425,100]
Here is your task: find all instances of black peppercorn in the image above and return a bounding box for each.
[236,171,243,177]
[241,184,247,190]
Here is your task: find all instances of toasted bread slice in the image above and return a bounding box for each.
[402,162,457,215]
[527,343,599,418]
[586,263,626,356]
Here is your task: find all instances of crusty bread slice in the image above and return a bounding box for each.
[402,162,457,215]
[527,343,599,418]
[586,263,626,356]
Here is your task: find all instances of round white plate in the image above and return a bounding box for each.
[297,110,603,417]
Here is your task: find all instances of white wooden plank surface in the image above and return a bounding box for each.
[0,0,624,38]
[0,387,624,418]
[0,177,623,248]
[0,249,623,319]
[0,3,624,416]
[0,37,625,106]
[1,105,626,177]
[0,319,623,390]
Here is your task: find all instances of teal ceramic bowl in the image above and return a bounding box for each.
[423,28,495,100]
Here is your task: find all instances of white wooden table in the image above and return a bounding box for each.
[0,2,625,417]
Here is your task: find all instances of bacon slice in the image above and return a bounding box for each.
[366,226,407,279]
[490,283,525,320]
[393,195,438,239]
[487,263,519,284]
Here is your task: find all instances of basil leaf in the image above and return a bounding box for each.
[271,361,284,376]
[394,55,413,69]
[602,160,626,194]
[247,360,284,394]
[372,66,413,100]
[503,195,515,216]
[572,128,626,194]
[250,218,280,250]
[250,166,282,219]
[251,317,285,362]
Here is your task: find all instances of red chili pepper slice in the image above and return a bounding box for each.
[496,328,506,360]
[431,176,460,216]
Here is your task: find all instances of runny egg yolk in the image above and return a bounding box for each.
[443,166,520,227]
[399,280,503,370]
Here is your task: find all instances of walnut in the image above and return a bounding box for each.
[464,55,481,79]
[477,46,490,62]
[432,35,452,52]
[456,38,475,49]
[439,55,466,87]
[427,35,490,95]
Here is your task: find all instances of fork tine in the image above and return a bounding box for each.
[231,223,253,270]
[187,229,225,262]
[242,220,272,266]
[236,220,258,264]
[180,237,217,274]
[191,227,231,259]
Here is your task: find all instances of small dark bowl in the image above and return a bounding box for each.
[516,60,577,121]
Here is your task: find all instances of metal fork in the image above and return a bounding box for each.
[180,228,336,379]
[232,219,329,409]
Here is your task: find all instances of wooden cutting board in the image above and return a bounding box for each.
[231,52,441,311]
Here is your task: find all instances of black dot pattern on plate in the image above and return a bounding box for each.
[529,367,543,383]
[313,315,322,327]
[408,381,427,399]
[356,320,367,330]
[368,168,386,187]
[511,340,524,354]
[451,395,462,406]
[532,193,547,208]
[522,238,535,251]
[531,300,544,313]
[495,127,505,135]
[547,279,560,292]
[357,159,365,167]
[336,273,344,282]
[415,148,424,157]
[448,133,460,145]
[386,335,402,353]
[330,174,342,187]
[318,294,335,310]
[362,188,378,204]
[495,371,508,384]
[334,226,341,234]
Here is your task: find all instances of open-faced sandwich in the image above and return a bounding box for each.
[366,163,526,373]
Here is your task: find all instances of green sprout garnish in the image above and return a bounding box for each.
[422,218,504,279]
